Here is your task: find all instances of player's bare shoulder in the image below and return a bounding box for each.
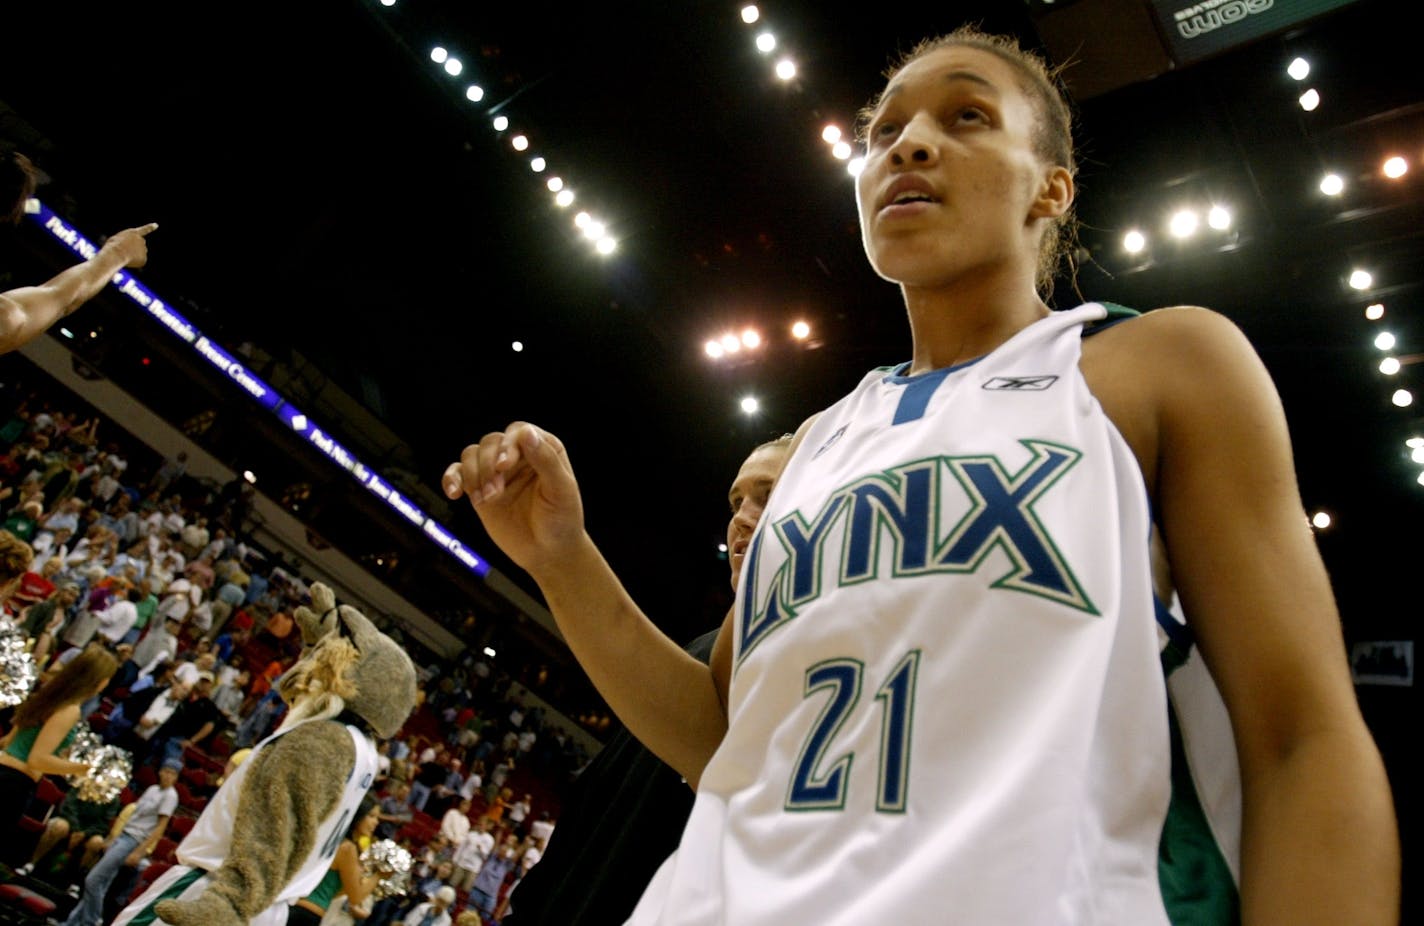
[1078,305,1239,495]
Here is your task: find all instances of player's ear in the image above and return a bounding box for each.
[1029,165,1073,221]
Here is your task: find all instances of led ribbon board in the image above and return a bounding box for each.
[28,201,490,578]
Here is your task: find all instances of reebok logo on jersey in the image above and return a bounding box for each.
[982,375,1058,391]
[813,425,848,459]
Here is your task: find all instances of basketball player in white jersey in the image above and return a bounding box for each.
[444,28,1397,924]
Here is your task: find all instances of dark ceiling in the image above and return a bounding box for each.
[2,0,1421,659]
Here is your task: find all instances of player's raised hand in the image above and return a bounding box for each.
[100,222,158,269]
[442,422,584,579]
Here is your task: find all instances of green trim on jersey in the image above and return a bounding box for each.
[1159,703,1240,926]
[126,867,207,926]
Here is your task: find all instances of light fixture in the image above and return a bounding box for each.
[756,32,776,53]
[530,157,546,172]
[1379,357,1401,375]
[847,157,866,178]
[430,46,448,64]
[512,341,524,352]
[1287,57,1310,80]
[596,237,618,256]
[718,543,729,553]
[546,176,564,192]
[1365,303,1384,320]
[1349,269,1373,291]
[1319,173,1344,196]
[705,340,725,359]
[1374,331,1396,351]
[483,646,496,658]
[775,58,796,81]
[740,5,759,24]
[512,135,529,151]
[721,334,742,353]
[1123,229,1146,254]
[740,396,760,414]
[555,189,575,207]
[243,470,257,484]
[1408,437,1424,449]
[741,329,761,349]
[822,125,842,144]
[1392,389,1413,407]
[1382,156,1408,179]
[574,211,591,229]
[1168,209,1198,239]
[444,58,463,76]
[492,115,509,132]
[1207,205,1231,230]
[1299,88,1320,111]
[1310,511,1332,530]
[1414,447,1424,464]
[59,327,74,339]
[465,85,484,102]
[791,320,810,339]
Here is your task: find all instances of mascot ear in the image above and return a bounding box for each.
[293,582,339,645]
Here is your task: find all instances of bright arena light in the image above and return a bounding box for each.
[574,211,591,229]
[1207,205,1232,230]
[1168,209,1199,239]
[492,115,509,131]
[718,543,728,553]
[1392,389,1414,408]
[822,125,842,144]
[1319,173,1344,196]
[847,156,866,178]
[1409,437,1424,449]
[512,341,524,352]
[756,32,776,53]
[1414,447,1424,464]
[775,58,797,81]
[465,84,485,102]
[705,340,725,359]
[1365,303,1385,320]
[1310,511,1332,530]
[483,647,496,658]
[1418,471,1424,487]
[1380,357,1401,375]
[791,320,811,339]
[740,396,760,414]
[1383,156,1408,179]
[1287,57,1310,80]
[243,470,257,484]
[583,220,606,240]
[832,141,853,160]
[1123,229,1146,253]
[1350,269,1373,291]
[59,327,74,339]
[555,189,575,207]
[721,334,742,353]
[741,329,761,349]
[444,58,463,76]
[512,134,529,151]
[379,0,396,6]
[430,46,449,64]
[1375,331,1396,351]
[546,176,564,192]
[596,237,617,255]
[530,157,546,172]
[1299,88,1320,111]
[741,4,759,23]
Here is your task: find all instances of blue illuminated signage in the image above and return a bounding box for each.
[29,201,490,578]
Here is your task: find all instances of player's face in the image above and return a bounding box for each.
[727,444,790,589]
[358,807,380,838]
[855,47,1055,289]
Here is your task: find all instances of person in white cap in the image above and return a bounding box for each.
[402,885,456,926]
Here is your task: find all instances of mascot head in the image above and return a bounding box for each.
[281,583,418,739]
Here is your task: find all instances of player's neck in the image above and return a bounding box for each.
[899,267,1049,375]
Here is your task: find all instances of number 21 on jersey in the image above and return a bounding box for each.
[786,649,920,813]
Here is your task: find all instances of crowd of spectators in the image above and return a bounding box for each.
[0,385,590,923]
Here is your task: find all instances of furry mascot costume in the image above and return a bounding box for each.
[110,583,417,926]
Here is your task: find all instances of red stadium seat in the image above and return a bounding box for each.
[0,882,58,918]
[34,777,66,808]
[167,813,197,840]
[152,837,179,864]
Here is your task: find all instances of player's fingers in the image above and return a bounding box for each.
[512,423,570,484]
[441,462,465,499]
[458,435,503,504]
[135,222,159,236]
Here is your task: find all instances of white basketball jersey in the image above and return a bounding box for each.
[630,304,1240,925]
[113,719,378,926]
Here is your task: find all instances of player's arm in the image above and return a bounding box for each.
[447,424,731,787]
[1148,307,1398,924]
[334,839,379,908]
[0,223,156,354]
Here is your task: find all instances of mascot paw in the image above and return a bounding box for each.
[154,893,244,926]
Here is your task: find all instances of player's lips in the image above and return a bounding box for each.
[877,175,942,215]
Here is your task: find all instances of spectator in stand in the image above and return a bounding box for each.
[131,615,182,678]
[147,452,187,497]
[469,835,520,921]
[440,797,474,846]
[149,670,221,764]
[401,885,456,926]
[94,586,142,647]
[121,578,159,646]
[61,757,179,926]
[376,781,414,840]
[450,818,495,894]
[178,516,209,559]
[507,793,531,837]
[2,499,44,542]
[211,668,249,724]
[410,744,447,813]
